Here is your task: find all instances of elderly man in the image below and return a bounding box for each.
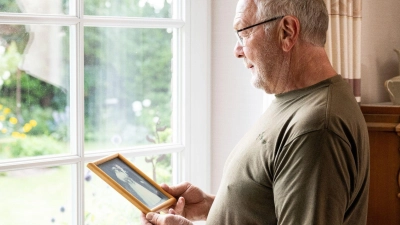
[141,0,370,224]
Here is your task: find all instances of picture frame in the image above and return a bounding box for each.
[87,153,177,213]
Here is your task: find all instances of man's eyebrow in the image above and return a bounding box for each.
[233,15,248,30]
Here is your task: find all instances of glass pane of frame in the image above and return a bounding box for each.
[85,153,174,224]
[84,27,175,151]
[84,0,174,18]
[0,24,71,160]
[0,0,70,15]
[0,165,74,224]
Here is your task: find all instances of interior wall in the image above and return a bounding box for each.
[210,0,400,194]
[361,0,400,103]
[210,1,264,193]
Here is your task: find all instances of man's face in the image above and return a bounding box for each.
[233,0,287,94]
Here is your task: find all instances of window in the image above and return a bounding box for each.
[0,1,210,224]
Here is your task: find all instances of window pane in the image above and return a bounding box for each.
[84,27,174,151]
[84,0,173,18]
[85,153,173,224]
[0,165,74,224]
[0,24,70,160]
[0,0,70,15]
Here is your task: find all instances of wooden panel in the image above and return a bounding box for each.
[367,131,400,225]
[361,104,400,225]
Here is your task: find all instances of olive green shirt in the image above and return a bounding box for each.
[207,75,370,225]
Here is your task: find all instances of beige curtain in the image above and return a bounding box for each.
[324,0,362,102]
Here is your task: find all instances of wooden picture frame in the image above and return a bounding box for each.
[87,153,176,213]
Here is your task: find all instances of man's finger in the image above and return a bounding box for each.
[146,212,158,222]
[140,212,154,225]
[161,182,191,197]
[159,183,171,192]
[174,197,185,215]
[146,212,194,225]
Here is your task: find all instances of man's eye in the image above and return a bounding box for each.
[240,30,251,37]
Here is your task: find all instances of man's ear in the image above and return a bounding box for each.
[279,16,300,52]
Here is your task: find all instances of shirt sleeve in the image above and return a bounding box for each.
[273,129,357,225]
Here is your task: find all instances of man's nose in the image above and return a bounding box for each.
[234,41,244,58]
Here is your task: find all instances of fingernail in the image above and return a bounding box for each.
[146,212,154,220]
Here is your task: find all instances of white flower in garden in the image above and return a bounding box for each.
[142,99,151,107]
[2,71,10,80]
[132,101,143,112]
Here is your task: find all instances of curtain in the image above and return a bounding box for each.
[324,0,362,102]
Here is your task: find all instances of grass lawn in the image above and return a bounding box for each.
[0,166,71,225]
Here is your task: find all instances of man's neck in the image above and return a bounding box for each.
[281,42,337,93]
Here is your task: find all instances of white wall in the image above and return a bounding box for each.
[210,0,400,194]
[211,1,264,193]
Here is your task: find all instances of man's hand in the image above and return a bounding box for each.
[140,182,214,225]
[160,182,214,221]
[140,210,193,225]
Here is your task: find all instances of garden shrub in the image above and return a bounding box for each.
[10,136,65,157]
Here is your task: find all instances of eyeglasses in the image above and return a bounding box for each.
[235,16,284,46]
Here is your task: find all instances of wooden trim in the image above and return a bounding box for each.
[363,114,400,124]
[361,104,400,135]
[361,104,400,114]
[366,122,399,132]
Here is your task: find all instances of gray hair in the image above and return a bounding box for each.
[254,0,329,46]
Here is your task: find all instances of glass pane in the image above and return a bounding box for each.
[84,0,173,18]
[0,24,70,160]
[85,153,173,224]
[0,0,70,15]
[84,27,174,151]
[0,165,74,224]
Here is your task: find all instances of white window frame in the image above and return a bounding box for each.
[0,0,210,224]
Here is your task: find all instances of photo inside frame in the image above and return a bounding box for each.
[98,157,170,209]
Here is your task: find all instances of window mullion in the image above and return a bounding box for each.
[0,13,80,24]
[82,16,184,28]
[75,0,85,224]
[0,155,81,171]
[84,144,185,161]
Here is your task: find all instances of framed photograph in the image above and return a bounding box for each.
[87,153,176,213]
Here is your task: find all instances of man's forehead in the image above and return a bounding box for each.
[234,0,257,27]
[235,0,256,14]
[235,0,247,12]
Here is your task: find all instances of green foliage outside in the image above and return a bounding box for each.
[83,26,173,147]
[7,136,66,158]
[0,0,173,154]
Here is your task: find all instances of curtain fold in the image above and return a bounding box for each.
[324,0,362,102]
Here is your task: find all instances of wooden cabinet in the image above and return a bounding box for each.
[361,104,400,225]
